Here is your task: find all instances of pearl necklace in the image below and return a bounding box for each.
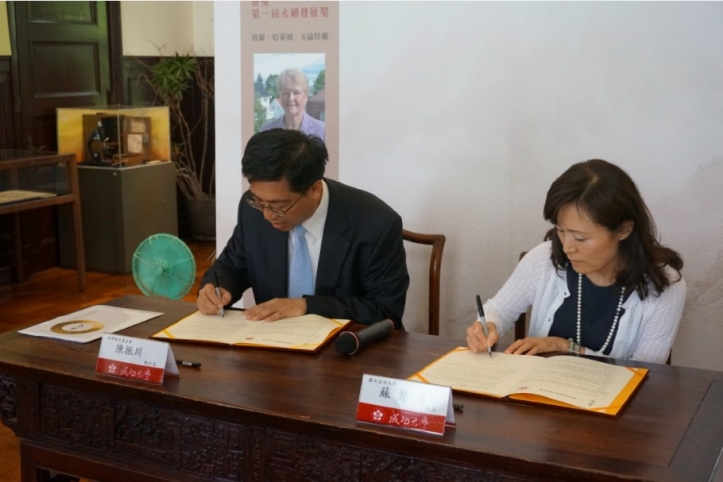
[576,273,625,354]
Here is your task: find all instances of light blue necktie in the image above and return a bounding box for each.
[288,225,314,298]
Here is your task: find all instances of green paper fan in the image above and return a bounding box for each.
[132,234,196,300]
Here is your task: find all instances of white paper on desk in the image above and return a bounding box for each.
[18,305,163,343]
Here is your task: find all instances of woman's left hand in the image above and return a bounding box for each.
[505,336,570,356]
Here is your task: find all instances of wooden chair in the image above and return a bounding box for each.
[513,251,672,364]
[402,229,446,336]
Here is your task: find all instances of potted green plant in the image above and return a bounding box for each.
[138,52,215,240]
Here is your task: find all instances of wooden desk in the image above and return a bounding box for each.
[0,150,85,290]
[0,296,722,481]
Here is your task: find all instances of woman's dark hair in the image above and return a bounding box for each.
[543,159,682,299]
[242,128,327,193]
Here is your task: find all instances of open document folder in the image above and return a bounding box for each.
[409,347,648,416]
[152,309,351,352]
[18,305,163,343]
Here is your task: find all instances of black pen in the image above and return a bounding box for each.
[176,360,201,368]
[475,295,493,358]
[213,272,225,318]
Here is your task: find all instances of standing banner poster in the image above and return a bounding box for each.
[241,1,339,180]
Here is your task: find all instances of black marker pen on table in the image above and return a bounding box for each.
[176,360,201,368]
[475,295,493,358]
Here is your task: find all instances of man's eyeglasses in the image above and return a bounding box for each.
[246,193,304,217]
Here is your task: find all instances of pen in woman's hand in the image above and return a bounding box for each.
[213,272,225,318]
[475,295,493,358]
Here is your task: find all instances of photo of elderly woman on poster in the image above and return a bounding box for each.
[260,68,325,139]
[254,54,326,141]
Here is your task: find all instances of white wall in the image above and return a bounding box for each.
[214,2,242,251]
[192,1,215,56]
[121,1,213,56]
[215,2,723,371]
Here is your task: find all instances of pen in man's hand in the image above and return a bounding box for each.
[176,360,201,368]
[475,294,493,358]
[213,272,225,318]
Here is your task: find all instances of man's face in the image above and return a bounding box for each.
[247,178,322,232]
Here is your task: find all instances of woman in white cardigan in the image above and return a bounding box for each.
[467,159,685,364]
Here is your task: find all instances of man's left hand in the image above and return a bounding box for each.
[244,298,307,321]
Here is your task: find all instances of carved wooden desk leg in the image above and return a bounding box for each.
[0,374,18,435]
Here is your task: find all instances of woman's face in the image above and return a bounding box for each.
[280,78,308,118]
[555,203,632,286]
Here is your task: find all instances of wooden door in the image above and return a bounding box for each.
[11,1,111,150]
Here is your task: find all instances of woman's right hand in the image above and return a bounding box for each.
[466,320,499,353]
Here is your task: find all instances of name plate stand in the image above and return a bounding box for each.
[356,373,455,436]
[96,333,179,384]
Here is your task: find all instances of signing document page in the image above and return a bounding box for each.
[410,347,647,416]
[153,310,350,352]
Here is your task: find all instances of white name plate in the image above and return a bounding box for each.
[96,333,179,384]
[356,373,455,436]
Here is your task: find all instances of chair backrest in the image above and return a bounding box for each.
[514,250,671,364]
[402,229,446,336]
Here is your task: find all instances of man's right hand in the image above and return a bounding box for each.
[197,283,231,315]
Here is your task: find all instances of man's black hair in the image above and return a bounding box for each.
[242,128,328,193]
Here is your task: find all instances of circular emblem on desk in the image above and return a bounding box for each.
[50,320,104,334]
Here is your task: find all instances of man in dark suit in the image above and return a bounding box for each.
[197,129,409,328]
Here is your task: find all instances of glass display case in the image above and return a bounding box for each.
[55,107,176,275]
[56,106,171,167]
[0,149,73,203]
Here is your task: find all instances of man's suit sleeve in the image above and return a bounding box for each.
[199,199,251,305]
[304,214,409,328]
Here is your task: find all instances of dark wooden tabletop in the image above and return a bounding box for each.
[1,295,722,482]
